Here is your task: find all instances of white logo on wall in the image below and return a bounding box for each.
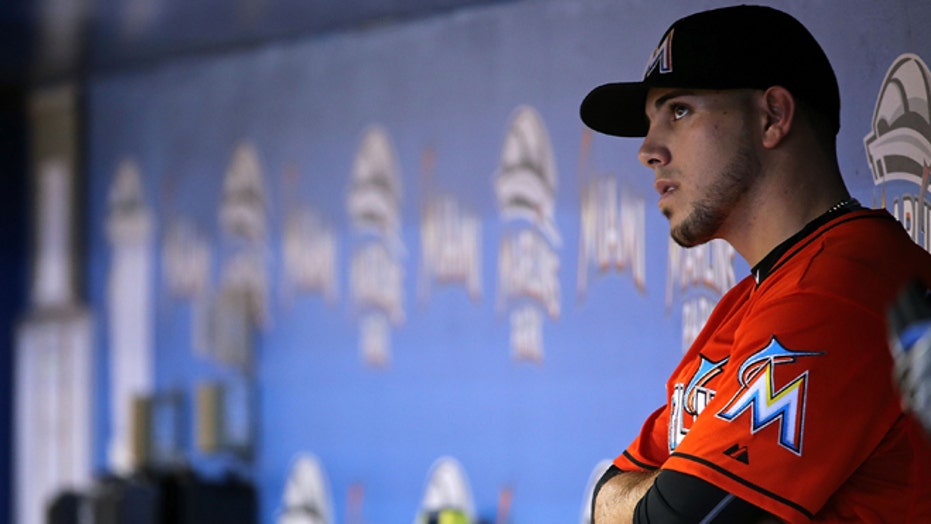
[494,105,561,362]
[163,218,211,299]
[418,148,482,304]
[666,239,736,352]
[864,53,931,252]
[210,141,270,369]
[281,166,339,305]
[416,456,475,524]
[348,125,406,367]
[162,215,213,356]
[283,207,339,302]
[577,129,647,299]
[277,453,334,524]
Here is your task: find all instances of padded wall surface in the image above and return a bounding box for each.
[84,1,931,522]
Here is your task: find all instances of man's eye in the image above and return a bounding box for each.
[672,105,690,120]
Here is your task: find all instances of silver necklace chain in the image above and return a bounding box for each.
[826,197,855,215]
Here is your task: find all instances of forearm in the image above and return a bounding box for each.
[592,470,659,524]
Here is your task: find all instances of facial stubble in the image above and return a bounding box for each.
[668,140,761,248]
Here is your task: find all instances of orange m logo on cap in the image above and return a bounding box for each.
[644,28,674,77]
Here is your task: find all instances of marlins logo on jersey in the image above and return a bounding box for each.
[669,336,823,455]
[669,354,728,450]
[716,337,823,455]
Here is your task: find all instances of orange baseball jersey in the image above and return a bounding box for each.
[615,208,931,523]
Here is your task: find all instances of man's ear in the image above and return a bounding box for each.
[760,86,795,149]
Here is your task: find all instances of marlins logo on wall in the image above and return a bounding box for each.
[277,453,334,524]
[417,149,482,304]
[576,129,647,299]
[416,457,475,524]
[348,125,406,366]
[281,166,340,305]
[865,53,931,252]
[211,141,270,368]
[494,105,561,362]
[665,239,737,353]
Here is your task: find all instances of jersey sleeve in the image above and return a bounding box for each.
[614,405,669,471]
[663,290,902,522]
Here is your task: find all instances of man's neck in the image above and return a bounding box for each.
[749,198,862,285]
[722,164,849,267]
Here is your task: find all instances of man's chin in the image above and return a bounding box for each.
[670,225,712,249]
[671,232,697,249]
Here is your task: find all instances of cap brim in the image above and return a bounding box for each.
[580,82,649,138]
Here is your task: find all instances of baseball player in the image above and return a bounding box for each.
[580,5,931,523]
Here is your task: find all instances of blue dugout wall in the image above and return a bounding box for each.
[83,0,931,522]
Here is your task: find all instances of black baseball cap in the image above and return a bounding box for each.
[580,5,840,137]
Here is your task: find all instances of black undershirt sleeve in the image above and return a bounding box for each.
[633,470,774,523]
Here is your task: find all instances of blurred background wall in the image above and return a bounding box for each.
[4,0,931,523]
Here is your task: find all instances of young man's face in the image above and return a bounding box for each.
[639,87,762,247]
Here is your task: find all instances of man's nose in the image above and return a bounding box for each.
[638,129,669,169]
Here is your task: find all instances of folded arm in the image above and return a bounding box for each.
[592,465,781,523]
[592,466,658,523]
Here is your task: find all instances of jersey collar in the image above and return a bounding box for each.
[751,199,863,285]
